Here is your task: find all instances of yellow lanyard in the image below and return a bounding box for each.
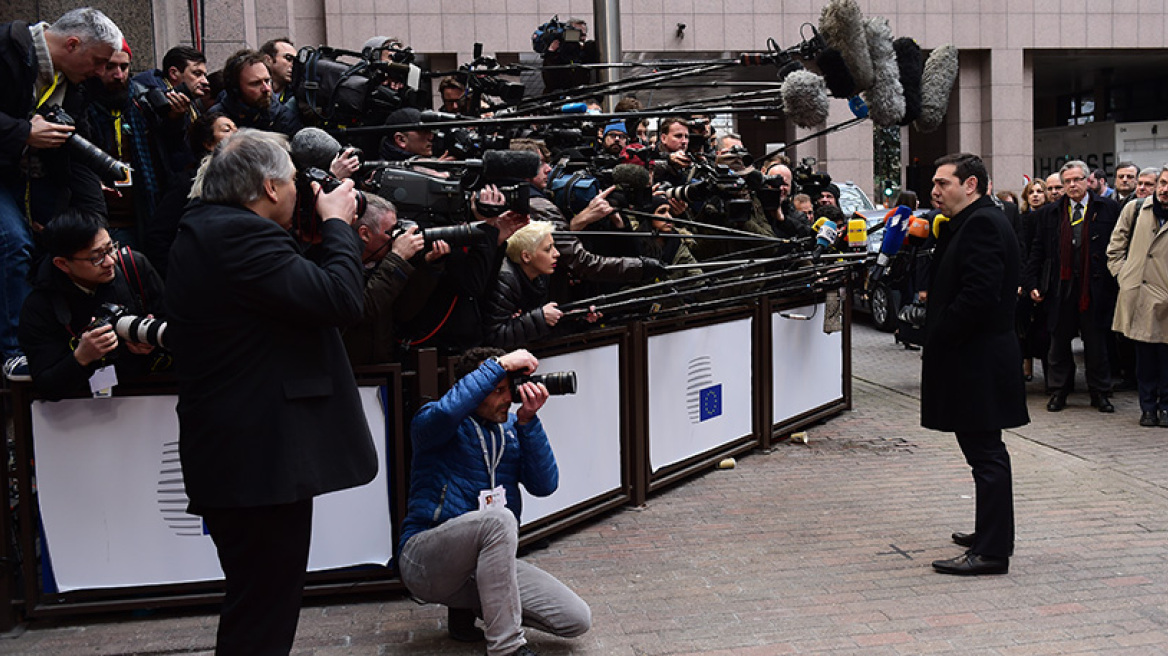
[35,72,61,110]
[1070,203,1085,226]
[111,110,124,160]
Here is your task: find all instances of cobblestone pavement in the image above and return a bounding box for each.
[5,320,1168,655]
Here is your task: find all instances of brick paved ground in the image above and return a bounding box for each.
[5,320,1168,655]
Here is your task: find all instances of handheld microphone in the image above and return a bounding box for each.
[914,44,959,133]
[812,218,838,259]
[906,215,930,248]
[893,37,924,125]
[819,0,873,92]
[869,205,912,284]
[848,96,869,118]
[560,102,589,113]
[861,17,905,127]
[780,70,830,128]
[290,127,344,171]
[846,216,868,251]
[931,213,950,239]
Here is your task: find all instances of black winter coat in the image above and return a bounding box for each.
[921,195,1029,432]
[0,21,104,223]
[165,202,377,511]
[1022,192,1119,331]
[484,259,553,350]
[18,248,165,399]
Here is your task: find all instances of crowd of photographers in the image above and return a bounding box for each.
[3,9,870,399]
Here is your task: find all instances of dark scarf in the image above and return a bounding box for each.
[1153,196,1168,228]
[1057,198,1091,312]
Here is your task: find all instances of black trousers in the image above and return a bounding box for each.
[1134,340,1168,413]
[1047,288,1112,395]
[202,499,314,656]
[955,430,1014,558]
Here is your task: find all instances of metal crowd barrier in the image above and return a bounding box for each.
[0,292,850,625]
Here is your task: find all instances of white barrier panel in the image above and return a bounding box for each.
[521,344,623,526]
[771,303,844,424]
[647,318,754,472]
[32,388,393,592]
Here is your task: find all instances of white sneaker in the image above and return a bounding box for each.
[3,355,31,382]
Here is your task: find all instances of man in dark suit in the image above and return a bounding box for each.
[922,153,1029,576]
[1023,160,1120,412]
[165,128,378,655]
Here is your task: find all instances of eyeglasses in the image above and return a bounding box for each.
[282,53,296,62]
[605,133,628,141]
[70,241,119,267]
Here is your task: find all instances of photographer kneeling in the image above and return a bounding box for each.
[399,347,591,656]
[19,209,165,399]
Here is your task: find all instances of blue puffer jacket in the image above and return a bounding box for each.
[399,359,558,554]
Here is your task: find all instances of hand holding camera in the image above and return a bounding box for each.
[312,177,359,225]
[26,114,74,149]
[390,224,426,260]
[75,320,118,366]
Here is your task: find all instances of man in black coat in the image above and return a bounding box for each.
[922,153,1029,576]
[165,129,377,655]
[1023,160,1120,412]
[0,8,122,381]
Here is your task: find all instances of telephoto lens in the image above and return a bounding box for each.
[509,371,577,403]
[113,314,168,349]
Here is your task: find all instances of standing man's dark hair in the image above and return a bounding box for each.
[162,46,206,80]
[923,151,1028,576]
[165,128,376,654]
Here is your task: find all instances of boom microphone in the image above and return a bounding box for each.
[814,47,857,98]
[861,17,905,128]
[482,149,542,181]
[819,0,873,92]
[290,127,343,171]
[914,44,959,133]
[893,37,924,125]
[780,70,830,128]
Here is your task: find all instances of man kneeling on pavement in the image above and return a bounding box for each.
[397,346,591,656]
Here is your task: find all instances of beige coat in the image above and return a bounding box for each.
[1107,199,1168,343]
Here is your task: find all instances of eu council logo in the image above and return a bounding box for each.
[687,356,723,424]
[158,440,206,537]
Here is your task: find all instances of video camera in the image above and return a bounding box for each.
[432,127,511,160]
[40,106,130,186]
[659,162,753,224]
[292,46,420,128]
[532,15,584,55]
[793,156,833,201]
[366,152,531,224]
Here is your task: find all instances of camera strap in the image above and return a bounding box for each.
[114,247,147,315]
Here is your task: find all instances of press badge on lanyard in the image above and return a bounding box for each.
[474,422,508,511]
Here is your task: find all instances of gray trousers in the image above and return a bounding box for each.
[398,510,591,656]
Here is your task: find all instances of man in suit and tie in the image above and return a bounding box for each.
[165,128,378,655]
[1024,160,1121,413]
[922,152,1029,576]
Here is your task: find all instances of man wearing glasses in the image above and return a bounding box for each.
[598,121,628,156]
[18,209,164,399]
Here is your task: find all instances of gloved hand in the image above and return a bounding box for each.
[640,256,668,281]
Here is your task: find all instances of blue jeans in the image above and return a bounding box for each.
[0,183,32,357]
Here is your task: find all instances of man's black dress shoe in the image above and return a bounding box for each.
[1090,393,1115,413]
[1140,411,1159,427]
[932,552,1009,575]
[1046,394,1067,412]
[951,532,975,548]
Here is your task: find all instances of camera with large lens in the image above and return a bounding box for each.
[292,46,419,128]
[88,302,168,349]
[793,157,832,200]
[390,218,489,252]
[303,167,368,216]
[659,180,713,204]
[40,105,130,186]
[137,82,192,122]
[509,371,577,403]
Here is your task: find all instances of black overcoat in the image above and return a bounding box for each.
[165,202,378,511]
[921,195,1029,432]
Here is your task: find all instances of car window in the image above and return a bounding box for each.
[838,184,875,214]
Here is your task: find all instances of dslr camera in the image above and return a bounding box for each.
[40,105,130,186]
[510,371,577,403]
[135,82,193,123]
[88,302,167,349]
